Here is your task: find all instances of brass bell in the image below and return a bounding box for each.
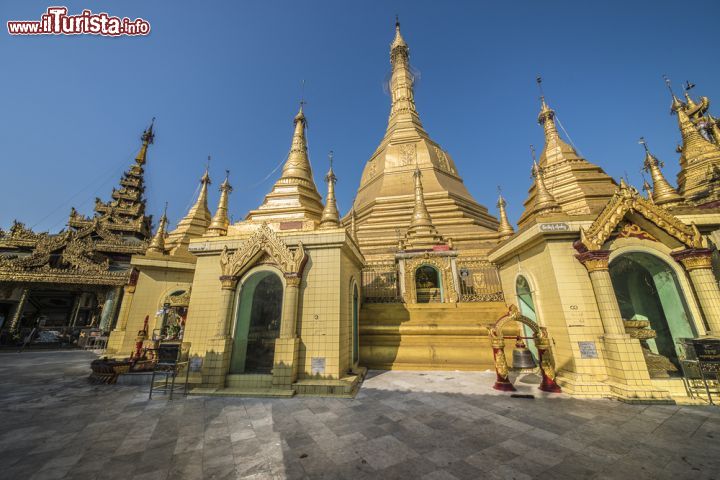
[512,336,537,370]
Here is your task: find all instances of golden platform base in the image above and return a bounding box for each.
[360,302,515,371]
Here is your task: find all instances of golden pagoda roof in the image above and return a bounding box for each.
[518,96,617,228]
[349,21,499,259]
[165,166,212,253]
[245,105,324,227]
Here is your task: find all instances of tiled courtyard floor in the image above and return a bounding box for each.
[1,351,719,480]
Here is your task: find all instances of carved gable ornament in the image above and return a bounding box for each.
[576,181,705,252]
[220,223,306,279]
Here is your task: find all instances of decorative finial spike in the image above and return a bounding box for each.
[638,136,649,153]
[536,75,544,97]
[300,79,307,111]
[328,150,334,170]
[395,14,400,27]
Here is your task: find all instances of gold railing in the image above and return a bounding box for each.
[457,258,504,302]
[361,266,402,303]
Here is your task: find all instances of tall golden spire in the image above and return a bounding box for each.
[135,117,155,165]
[208,170,233,236]
[496,188,514,240]
[538,97,560,142]
[387,17,423,131]
[146,202,167,255]
[280,105,316,185]
[247,103,324,225]
[666,76,720,204]
[639,137,683,206]
[531,146,560,215]
[320,151,340,228]
[165,162,212,250]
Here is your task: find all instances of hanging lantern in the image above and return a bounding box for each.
[512,336,537,370]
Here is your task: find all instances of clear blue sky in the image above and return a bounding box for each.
[2,0,719,232]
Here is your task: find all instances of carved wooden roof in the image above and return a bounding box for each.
[576,181,705,252]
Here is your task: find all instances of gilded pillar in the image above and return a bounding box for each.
[9,288,29,333]
[215,275,238,338]
[280,274,301,338]
[576,250,625,335]
[672,248,720,334]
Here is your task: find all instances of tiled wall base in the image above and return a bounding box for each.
[105,329,127,356]
[200,336,233,388]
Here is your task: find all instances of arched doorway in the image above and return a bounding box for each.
[352,283,359,364]
[609,252,696,373]
[415,265,441,303]
[516,276,539,359]
[229,271,283,374]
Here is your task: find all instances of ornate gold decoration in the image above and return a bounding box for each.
[398,143,417,167]
[673,89,720,205]
[576,181,705,252]
[671,248,714,271]
[614,222,658,242]
[488,305,561,393]
[284,275,302,287]
[220,223,307,280]
[402,254,457,303]
[456,257,504,302]
[433,146,451,173]
[575,250,610,273]
[166,289,191,307]
[0,220,130,286]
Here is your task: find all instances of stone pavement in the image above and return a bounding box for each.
[0,351,719,480]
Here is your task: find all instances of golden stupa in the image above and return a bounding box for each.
[348,21,500,262]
